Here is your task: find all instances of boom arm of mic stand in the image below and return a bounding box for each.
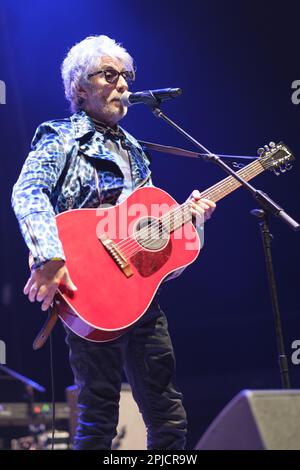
[150,106,300,231]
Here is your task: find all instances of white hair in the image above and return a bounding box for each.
[61,35,134,112]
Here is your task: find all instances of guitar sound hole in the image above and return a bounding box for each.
[134,217,169,251]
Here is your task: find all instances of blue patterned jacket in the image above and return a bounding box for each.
[12,110,152,267]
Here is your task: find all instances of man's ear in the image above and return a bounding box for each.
[78,84,88,101]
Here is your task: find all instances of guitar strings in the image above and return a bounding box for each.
[116,160,263,257]
[112,160,264,258]
[123,157,281,256]
[118,160,263,257]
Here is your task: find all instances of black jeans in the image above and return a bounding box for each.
[65,299,187,450]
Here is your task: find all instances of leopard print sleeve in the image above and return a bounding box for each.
[11,122,68,267]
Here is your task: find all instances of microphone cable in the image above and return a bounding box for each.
[49,331,56,450]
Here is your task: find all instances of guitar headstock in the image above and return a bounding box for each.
[258,141,295,175]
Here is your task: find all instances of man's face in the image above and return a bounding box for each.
[82,56,131,126]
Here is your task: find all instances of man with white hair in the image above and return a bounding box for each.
[12,35,215,450]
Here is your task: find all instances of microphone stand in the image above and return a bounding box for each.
[146,101,300,389]
[0,365,46,448]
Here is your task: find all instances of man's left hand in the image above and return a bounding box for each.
[188,189,216,225]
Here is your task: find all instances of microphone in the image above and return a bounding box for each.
[120,88,182,107]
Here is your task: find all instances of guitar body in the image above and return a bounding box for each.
[55,186,200,342]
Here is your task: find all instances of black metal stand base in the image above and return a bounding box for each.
[251,209,291,388]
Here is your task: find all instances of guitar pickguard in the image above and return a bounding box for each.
[130,241,172,277]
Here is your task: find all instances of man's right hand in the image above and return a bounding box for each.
[23,259,77,311]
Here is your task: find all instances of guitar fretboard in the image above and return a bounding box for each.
[165,159,265,233]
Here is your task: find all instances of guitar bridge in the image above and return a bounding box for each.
[99,234,133,278]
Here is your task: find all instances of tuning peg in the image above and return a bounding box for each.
[257,147,265,156]
[280,165,286,173]
[269,141,276,148]
[285,163,293,171]
[264,145,270,152]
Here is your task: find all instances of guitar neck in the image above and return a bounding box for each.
[168,159,266,232]
[201,159,265,202]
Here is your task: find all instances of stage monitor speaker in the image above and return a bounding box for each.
[66,383,147,450]
[195,389,300,450]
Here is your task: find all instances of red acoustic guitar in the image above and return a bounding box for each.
[33,143,294,346]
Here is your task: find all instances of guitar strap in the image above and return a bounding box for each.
[138,140,201,159]
[138,140,256,161]
[33,305,58,350]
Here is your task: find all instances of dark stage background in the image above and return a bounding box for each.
[0,0,299,448]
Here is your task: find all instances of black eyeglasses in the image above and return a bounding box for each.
[87,67,135,84]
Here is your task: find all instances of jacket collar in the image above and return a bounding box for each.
[70,110,95,141]
[70,110,151,187]
[70,109,144,150]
